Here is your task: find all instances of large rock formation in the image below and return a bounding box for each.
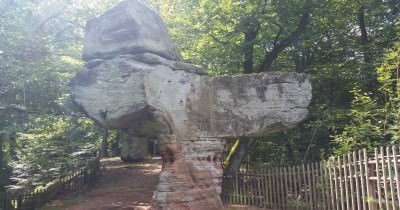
[71,0,312,209]
[120,133,150,162]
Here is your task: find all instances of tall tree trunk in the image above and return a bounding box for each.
[9,132,17,160]
[357,4,379,92]
[224,138,254,174]
[259,45,287,72]
[0,133,3,175]
[358,5,371,63]
[243,27,259,74]
[111,129,122,156]
[285,143,294,162]
[226,0,311,172]
[225,21,259,173]
[100,128,109,158]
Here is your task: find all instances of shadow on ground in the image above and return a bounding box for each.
[42,157,265,210]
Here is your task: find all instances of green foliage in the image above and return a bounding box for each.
[152,0,399,164]
[0,0,398,190]
[334,35,400,154]
[11,116,101,188]
[377,41,400,142]
[334,90,385,154]
[152,0,313,74]
[0,0,119,190]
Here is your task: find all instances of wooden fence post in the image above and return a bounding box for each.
[0,156,102,210]
[347,153,355,210]
[364,148,377,210]
[220,146,400,210]
[386,146,395,210]
[392,146,400,210]
[343,154,350,210]
[380,147,390,210]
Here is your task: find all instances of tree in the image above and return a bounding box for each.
[334,25,400,154]
[100,128,109,158]
[0,0,119,189]
[156,0,315,171]
[152,0,400,165]
[153,0,314,74]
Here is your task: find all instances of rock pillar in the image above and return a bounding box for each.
[153,135,224,210]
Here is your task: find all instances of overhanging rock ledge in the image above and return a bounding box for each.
[71,0,312,209]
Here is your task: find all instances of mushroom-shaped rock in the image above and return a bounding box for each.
[71,1,312,209]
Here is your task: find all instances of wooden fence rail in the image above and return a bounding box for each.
[0,156,100,210]
[221,146,400,210]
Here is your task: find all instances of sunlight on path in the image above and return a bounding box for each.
[44,157,161,210]
[43,157,267,210]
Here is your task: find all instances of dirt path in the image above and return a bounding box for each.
[45,157,161,210]
[44,157,263,210]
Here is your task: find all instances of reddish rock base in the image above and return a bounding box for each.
[152,136,224,210]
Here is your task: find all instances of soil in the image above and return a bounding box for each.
[43,157,264,210]
[44,157,161,210]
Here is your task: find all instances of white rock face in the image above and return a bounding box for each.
[71,0,312,209]
[82,0,181,61]
[72,55,311,138]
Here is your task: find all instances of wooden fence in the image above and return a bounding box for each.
[221,146,400,210]
[0,156,100,210]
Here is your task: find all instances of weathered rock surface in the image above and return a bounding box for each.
[120,133,150,162]
[82,0,181,62]
[71,0,312,209]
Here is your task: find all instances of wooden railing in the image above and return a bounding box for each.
[221,146,400,210]
[0,156,100,210]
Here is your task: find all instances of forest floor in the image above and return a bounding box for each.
[41,157,264,210]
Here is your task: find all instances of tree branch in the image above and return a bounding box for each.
[208,32,230,45]
[259,0,312,72]
[243,20,260,74]
[271,21,285,47]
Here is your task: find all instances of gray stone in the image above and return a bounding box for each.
[120,133,150,162]
[82,0,181,62]
[72,57,311,138]
[71,0,312,209]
